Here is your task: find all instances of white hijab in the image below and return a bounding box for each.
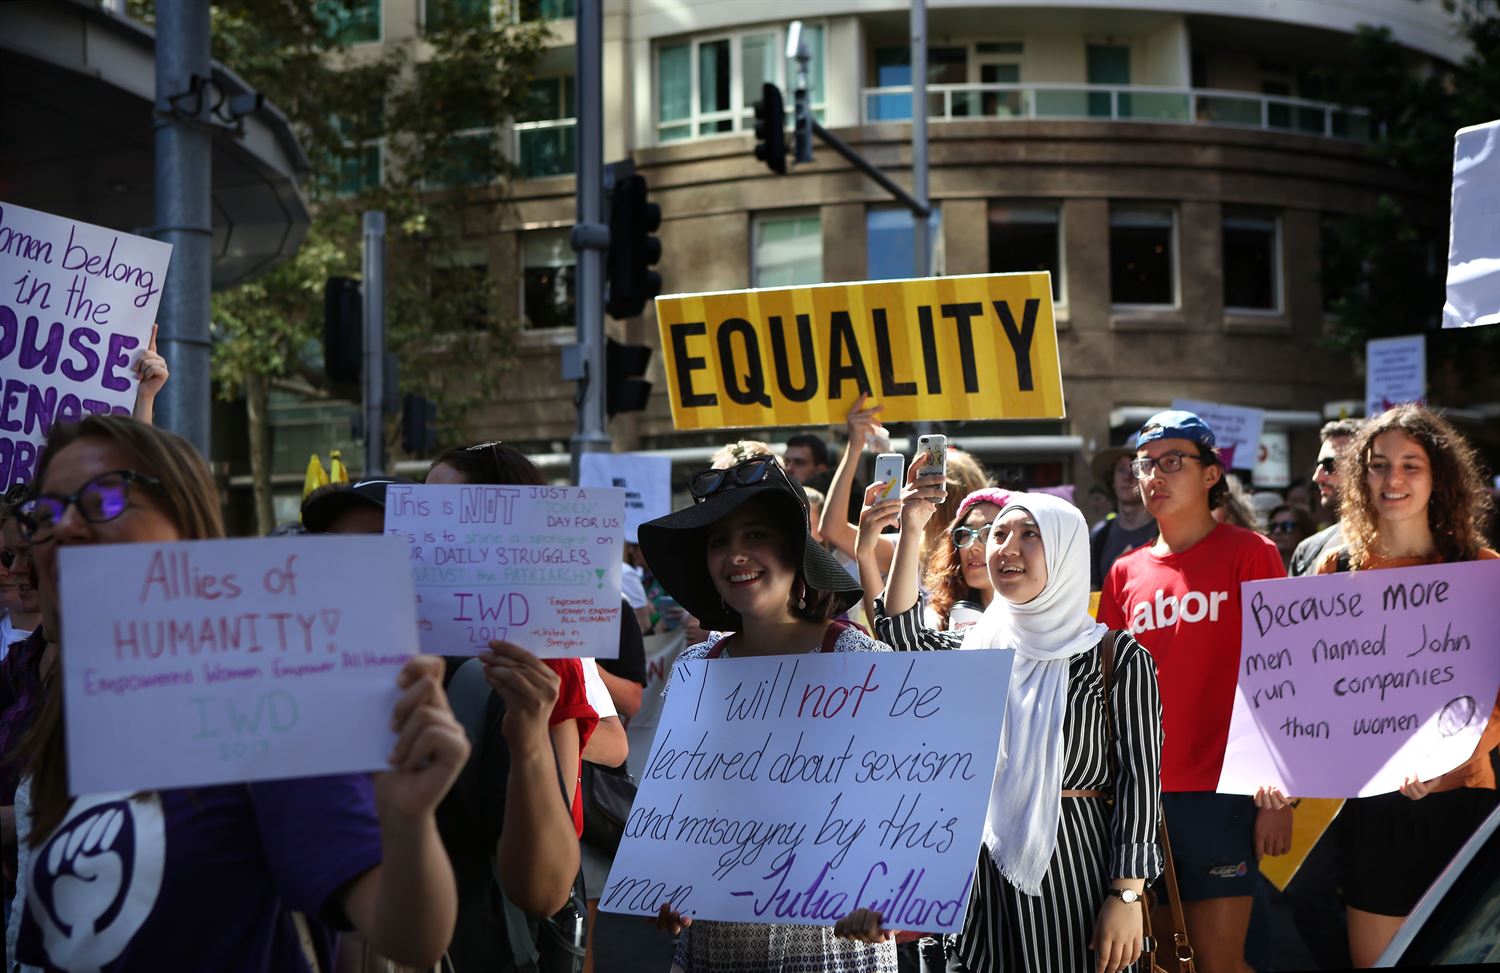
[960,492,1107,895]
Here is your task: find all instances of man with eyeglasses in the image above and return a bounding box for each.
[1097,410,1287,973]
[1288,419,1363,578]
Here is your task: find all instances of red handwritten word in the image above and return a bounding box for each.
[797,664,880,720]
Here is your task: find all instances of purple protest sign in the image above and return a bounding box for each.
[0,201,171,490]
[1219,559,1500,798]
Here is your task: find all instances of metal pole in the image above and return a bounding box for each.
[812,123,928,216]
[911,0,930,279]
[363,211,386,475]
[152,0,213,453]
[571,0,610,480]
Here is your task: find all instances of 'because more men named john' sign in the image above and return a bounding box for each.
[654,272,1064,429]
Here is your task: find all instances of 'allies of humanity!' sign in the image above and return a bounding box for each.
[1218,560,1500,798]
[383,484,626,659]
[0,201,171,489]
[601,650,1013,932]
[61,536,419,795]
[654,272,1064,429]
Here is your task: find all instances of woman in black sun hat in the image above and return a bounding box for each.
[640,456,897,973]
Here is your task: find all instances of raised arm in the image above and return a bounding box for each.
[132,324,169,426]
[819,393,884,561]
[854,481,901,627]
[481,641,584,915]
[880,463,946,618]
[341,655,468,968]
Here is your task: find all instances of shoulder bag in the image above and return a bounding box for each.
[1101,631,1197,973]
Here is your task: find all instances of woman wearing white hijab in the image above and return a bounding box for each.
[848,488,1164,973]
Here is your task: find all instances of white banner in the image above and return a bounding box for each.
[1444,119,1500,329]
[61,536,416,794]
[1171,399,1265,472]
[0,200,171,489]
[579,452,672,543]
[601,650,1013,933]
[1365,335,1426,416]
[383,484,625,658]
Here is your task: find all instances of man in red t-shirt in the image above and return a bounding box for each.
[1098,410,1288,973]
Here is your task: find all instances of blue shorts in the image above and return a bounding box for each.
[1161,791,1257,901]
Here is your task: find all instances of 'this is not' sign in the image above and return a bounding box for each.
[653,272,1065,430]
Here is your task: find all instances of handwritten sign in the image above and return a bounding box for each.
[1444,119,1500,329]
[1365,335,1425,416]
[579,452,672,543]
[383,483,625,658]
[0,201,171,490]
[59,536,417,795]
[601,650,1012,931]
[654,272,1064,430]
[1218,560,1500,798]
[1170,398,1264,472]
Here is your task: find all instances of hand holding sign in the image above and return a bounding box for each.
[377,655,471,820]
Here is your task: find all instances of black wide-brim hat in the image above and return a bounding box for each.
[639,475,862,632]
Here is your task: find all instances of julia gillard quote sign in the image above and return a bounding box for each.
[601,650,1012,932]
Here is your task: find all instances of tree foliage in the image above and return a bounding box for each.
[1317,16,1500,378]
[132,0,551,433]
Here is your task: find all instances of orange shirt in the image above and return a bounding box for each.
[1316,546,1500,792]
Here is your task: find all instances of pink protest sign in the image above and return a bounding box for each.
[1219,559,1500,798]
[0,201,171,490]
[60,536,418,795]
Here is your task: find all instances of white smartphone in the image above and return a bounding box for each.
[915,434,947,480]
[872,453,905,502]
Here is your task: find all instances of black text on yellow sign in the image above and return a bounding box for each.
[654,272,1065,430]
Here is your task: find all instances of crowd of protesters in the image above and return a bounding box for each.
[0,344,1496,973]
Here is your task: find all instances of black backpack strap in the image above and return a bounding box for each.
[1335,549,1352,573]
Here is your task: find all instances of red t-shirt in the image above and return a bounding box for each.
[1099,522,1285,792]
[545,657,599,836]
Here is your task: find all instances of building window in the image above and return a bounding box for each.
[867,207,942,280]
[327,97,384,197]
[425,0,491,31]
[989,204,1062,302]
[656,25,827,144]
[869,46,966,121]
[432,255,493,333]
[523,231,576,331]
[1223,209,1281,312]
[517,76,575,179]
[754,213,821,288]
[316,0,380,44]
[1109,206,1177,307]
[517,0,575,19]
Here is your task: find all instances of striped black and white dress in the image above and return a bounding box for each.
[875,600,1163,973]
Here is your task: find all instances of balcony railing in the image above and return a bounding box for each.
[862,83,1372,141]
[514,118,576,179]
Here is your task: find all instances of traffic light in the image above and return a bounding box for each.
[754,82,787,174]
[792,84,813,164]
[605,338,652,416]
[401,393,439,454]
[605,174,662,320]
[324,276,362,385]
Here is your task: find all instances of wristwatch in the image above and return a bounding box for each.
[1105,888,1142,904]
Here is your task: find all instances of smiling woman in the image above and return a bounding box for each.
[638,456,897,973]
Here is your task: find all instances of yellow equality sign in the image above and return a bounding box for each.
[654,272,1065,430]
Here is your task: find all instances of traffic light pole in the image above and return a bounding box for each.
[570,0,611,480]
[362,211,387,476]
[911,0,930,279]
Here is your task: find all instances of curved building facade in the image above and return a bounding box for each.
[360,0,1478,486]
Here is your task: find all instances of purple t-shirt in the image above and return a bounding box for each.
[19,775,383,972]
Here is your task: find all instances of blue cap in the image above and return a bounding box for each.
[1136,410,1216,450]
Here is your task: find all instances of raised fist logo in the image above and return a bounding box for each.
[30,793,164,972]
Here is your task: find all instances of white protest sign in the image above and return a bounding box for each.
[1365,335,1425,417]
[60,536,417,795]
[602,650,1013,932]
[0,201,171,490]
[1253,429,1290,489]
[1219,560,1500,798]
[580,452,672,543]
[1444,119,1500,329]
[1171,399,1264,471]
[383,483,625,658]
[625,626,690,781]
